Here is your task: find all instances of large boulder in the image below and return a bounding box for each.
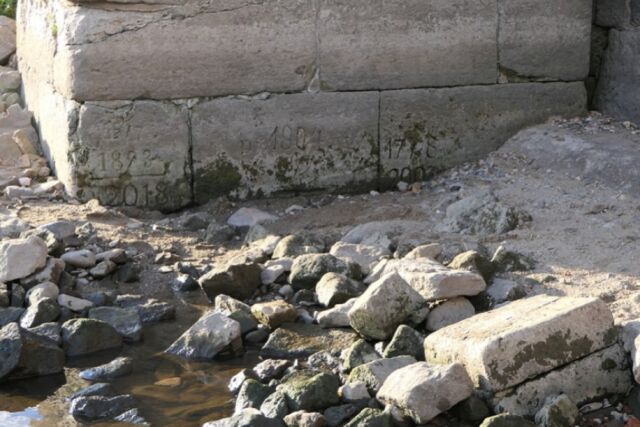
[348,273,428,341]
[0,236,48,282]
[198,262,262,301]
[289,254,361,290]
[424,295,618,392]
[377,362,473,424]
[62,318,122,357]
[165,311,241,360]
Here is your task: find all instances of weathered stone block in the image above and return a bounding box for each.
[317,0,497,91]
[595,0,630,27]
[48,0,317,101]
[492,344,632,416]
[379,83,586,187]
[73,101,192,210]
[192,92,379,200]
[423,296,617,392]
[498,0,592,81]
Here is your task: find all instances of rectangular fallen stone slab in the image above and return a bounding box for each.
[498,0,592,82]
[317,0,497,91]
[379,83,586,188]
[40,0,317,101]
[72,101,192,211]
[492,344,632,416]
[423,295,618,392]
[261,323,358,359]
[192,92,379,201]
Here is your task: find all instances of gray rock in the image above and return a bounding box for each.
[21,257,65,288]
[20,297,60,328]
[28,322,61,345]
[273,235,324,259]
[0,236,48,282]
[0,307,24,327]
[57,294,94,312]
[253,359,292,382]
[25,281,59,305]
[343,408,391,427]
[339,382,370,403]
[261,323,358,359]
[260,390,289,419]
[308,351,342,375]
[0,215,29,239]
[199,262,262,301]
[448,250,495,282]
[491,246,535,273]
[68,383,116,401]
[347,356,416,393]
[236,379,273,413]
[487,279,526,305]
[317,299,356,328]
[114,408,149,425]
[205,221,236,244]
[329,242,391,275]
[89,306,142,341]
[479,414,536,427]
[227,208,278,229]
[89,260,117,278]
[203,408,286,427]
[96,248,128,264]
[215,294,252,315]
[0,322,65,380]
[229,310,259,335]
[0,322,22,379]
[80,356,134,381]
[426,297,476,332]
[283,411,326,427]
[69,394,136,420]
[534,394,579,427]
[348,273,428,341]
[0,282,7,307]
[115,262,141,283]
[382,325,423,359]
[341,339,380,372]
[228,369,258,394]
[171,273,199,292]
[324,404,362,427]
[316,273,365,308]
[452,395,491,423]
[289,254,362,290]
[278,370,340,412]
[115,294,176,324]
[61,249,97,268]
[62,318,122,357]
[165,311,241,360]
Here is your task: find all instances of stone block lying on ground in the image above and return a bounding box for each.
[492,344,632,416]
[424,295,617,391]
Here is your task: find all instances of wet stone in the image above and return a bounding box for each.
[69,394,136,421]
[68,383,116,400]
[116,294,175,324]
[80,356,134,381]
[165,311,241,360]
[89,306,142,342]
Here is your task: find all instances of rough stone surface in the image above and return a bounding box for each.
[0,235,47,282]
[199,262,262,302]
[62,318,122,357]
[79,356,134,381]
[426,297,476,332]
[203,408,285,427]
[329,242,391,275]
[377,362,474,424]
[89,306,142,342]
[316,273,365,308]
[534,394,580,427]
[165,311,241,360]
[424,295,617,391]
[69,394,136,420]
[480,414,536,427]
[347,356,416,393]
[382,325,423,359]
[0,17,15,64]
[317,299,355,328]
[19,297,59,328]
[251,301,297,329]
[290,254,361,290]
[261,323,357,359]
[278,370,340,412]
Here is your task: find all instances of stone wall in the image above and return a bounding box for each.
[593,0,640,123]
[18,0,591,210]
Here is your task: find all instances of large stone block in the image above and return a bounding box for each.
[594,29,640,124]
[423,296,617,392]
[317,0,497,91]
[192,92,379,201]
[595,0,631,28]
[498,0,592,81]
[379,83,586,187]
[49,0,317,101]
[492,344,632,416]
[72,101,192,210]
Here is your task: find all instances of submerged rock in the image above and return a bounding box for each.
[79,357,134,381]
[69,394,136,420]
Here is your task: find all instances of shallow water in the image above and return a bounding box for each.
[0,299,260,427]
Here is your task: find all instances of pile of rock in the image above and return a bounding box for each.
[0,218,173,424]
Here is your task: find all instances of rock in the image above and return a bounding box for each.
[448,250,495,281]
[251,301,298,328]
[115,294,175,324]
[341,339,380,372]
[245,328,270,344]
[261,259,292,285]
[0,18,15,66]
[492,344,631,416]
[426,297,476,331]
[165,311,241,360]
[0,236,48,282]
[479,414,536,427]
[21,257,65,288]
[341,220,429,251]
[339,382,370,403]
[347,356,416,393]
[10,283,24,307]
[0,70,19,93]
[289,254,362,290]
[229,310,259,335]
[114,408,149,425]
[273,235,324,259]
[199,262,262,301]
[424,295,617,392]
[89,306,143,341]
[261,323,358,359]
[534,394,579,427]
[215,294,252,315]
[80,356,134,381]
[452,395,491,422]
[228,208,278,229]
[0,283,6,307]
[38,220,76,242]
[292,289,317,306]
[68,383,116,400]
[377,362,473,424]
[278,370,340,411]
[260,390,289,419]
[89,260,117,278]
[329,242,391,275]
[253,359,291,382]
[61,249,97,268]
[324,404,363,427]
[0,322,65,380]
[284,411,326,427]
[203,408,285,427]
[235,379,273,413]
[382,325,423,359]
[25,281,59,305]
[0,215,29,239]
[69,394,136,420]
[57,294,94,312]
[115,262,141,283]
[96,248,128,264]
[228,368,257,394]
[62,318,122,357]
[205,221,236,244]
[317,299,356,328]
[348,273,428,340]
[404,243,442,260]
[19,297,60,328]
[316,273,365,307]
[439,191,530,235]
[343,408,391,427]
[486,278,526,305]
[0,307,23,327]
[491,246,535,273]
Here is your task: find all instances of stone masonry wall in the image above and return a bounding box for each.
[18,0,591,210]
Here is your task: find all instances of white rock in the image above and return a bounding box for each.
[404,243,442,260]
[261,259,290,285]
[227,207,278,228]
[377,362,474,424]
[339,381,370,402]
[57,294,94,312]
[26,281,59,305]
[61,249,97,268]
[330,241,391,275]
[426,297,476,331]
[486,278,526,304]
[317,299,356,328]
[0,215,29,239]
[0,236,48,282]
